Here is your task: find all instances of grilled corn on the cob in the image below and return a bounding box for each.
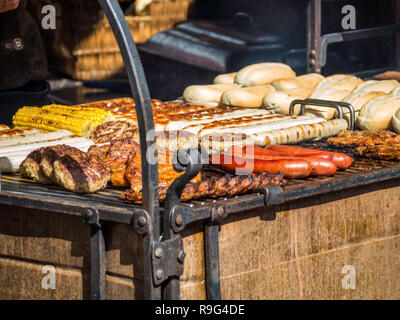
[13,105,113,137]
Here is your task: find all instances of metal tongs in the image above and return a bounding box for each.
[289,98,355,131]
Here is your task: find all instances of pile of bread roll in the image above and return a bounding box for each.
[182,62,400,133]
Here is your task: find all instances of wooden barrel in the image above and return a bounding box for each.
[0,178,400,299]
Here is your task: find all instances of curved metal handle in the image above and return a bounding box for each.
[98,0,158,213]
[289,98,355,130]
[165,149,203,211]
[98,0,160,299]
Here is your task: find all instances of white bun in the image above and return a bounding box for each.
[213,73,237,85]
[235,62,296,87]
[220,85,276,108]
[357,95,400,130]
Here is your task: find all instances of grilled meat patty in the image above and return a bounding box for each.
[19,147,52,184]
[40,145,78,182]
[51,149,110,193]
[90,120,139,144]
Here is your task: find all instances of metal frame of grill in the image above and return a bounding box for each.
[306,0,400,74]
[1,0,400,301]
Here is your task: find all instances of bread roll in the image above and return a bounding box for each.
[213,73,237,84]
[357,95,400,130]
[391,85,400,96]
[220,85,276,108]
[315,74,363,92]
[183,84,238,107]
[342,91,386,126]
[306,87,351,119]
[271,73,324,90]
[344,91,387,112]
[235,62,296,87]
[392,108,400,133]
[263,87,313,114]
[353,80,399,94]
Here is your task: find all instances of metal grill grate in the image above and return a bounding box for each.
[0,140,400,222]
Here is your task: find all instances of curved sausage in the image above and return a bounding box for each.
[229,146,337,176]
[210,154,313,179]
[236,145,334,161]
[267,145,353,170]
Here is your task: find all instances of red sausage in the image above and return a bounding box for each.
[267,145,353,170]
[238,145,334,161]
[210,154,313,179]
[229,146,337,176]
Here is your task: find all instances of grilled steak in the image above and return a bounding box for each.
[19,147,52,184]
[327,130,400,160]
[327,130,400,147]
[120,172,285,203]
[356,144,400,160]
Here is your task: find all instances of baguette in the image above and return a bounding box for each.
[213,73,237,85]
[307,87,351,119]
[220,85,275,108]
[353,80,399,94]
[262,87,313,114]
[315,74,363,92]
[271,73,324,90]
[391,85,400,95]
[252,119,348,146]
[357,95,400,130]
[183,84,238,106]
[235,62,296,87]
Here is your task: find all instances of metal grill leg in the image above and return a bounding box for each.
[307,0,322,73]
[204,224,221,300]
[90,224,106,300]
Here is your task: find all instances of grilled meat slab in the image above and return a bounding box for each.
[87,138,196,189]
[356,144,400,160]
[120,172,285,203]
[327,130,400,160]
[327,130,400,147]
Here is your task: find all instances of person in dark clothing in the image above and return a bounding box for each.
[0,0,49,124]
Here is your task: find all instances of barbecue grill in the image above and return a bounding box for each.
[1,0,400,300]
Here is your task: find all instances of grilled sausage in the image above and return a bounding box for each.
[210,153,312,179]
[235,145,334,161]
[267,145,353,170]
[229,146,337,176]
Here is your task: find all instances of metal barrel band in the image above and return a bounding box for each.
[289,98,355,130]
